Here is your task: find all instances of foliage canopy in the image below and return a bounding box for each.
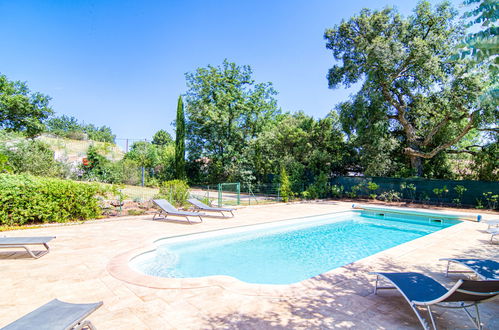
[0,74,53,137]
[325,1,497,176]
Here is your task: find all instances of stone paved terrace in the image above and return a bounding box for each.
[1,201,498,329]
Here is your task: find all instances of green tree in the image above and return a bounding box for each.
[126,141,158,168]
[175,96,186,179]
[249,112,352,185]
[45,115,115,143]
[0,74,53,136]
[185,60,279,182]
[324,1,497,176]
[125,141,158,186]
[156,143,176,182]
[279,166,293,202]
[152,129,173,146]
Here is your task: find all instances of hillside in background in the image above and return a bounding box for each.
[37,134,124,165]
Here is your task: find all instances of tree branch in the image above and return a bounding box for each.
[403,111,478,159]
[421,115,450,147]
[380,83,418,143]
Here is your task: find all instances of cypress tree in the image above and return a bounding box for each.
[175,95,186,179]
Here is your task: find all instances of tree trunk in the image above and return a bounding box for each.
[410,155,423,177]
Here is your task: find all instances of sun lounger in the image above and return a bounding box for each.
[440,258,499,280]
[487,227,498,243]
[2,299,103,330]
[152,199,204,224]
[484,219,499,229]
[0,236,56,259]
[187,198,235,217]
[371,272,499,330]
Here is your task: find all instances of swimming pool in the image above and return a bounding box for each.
[130,210,460,285]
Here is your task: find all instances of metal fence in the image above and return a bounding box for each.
[191,183,281,206]
[109,176,498,209]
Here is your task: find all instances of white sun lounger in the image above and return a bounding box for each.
[2,299,102,330]
[0,236,56,258]
[484,219,499,229]
[152,199,204,224]
[487,227,498,243]
[188,198,235,217]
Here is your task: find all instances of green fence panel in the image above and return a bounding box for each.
[331,176,499,207]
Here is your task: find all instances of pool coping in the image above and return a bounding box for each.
[106,207,475,297]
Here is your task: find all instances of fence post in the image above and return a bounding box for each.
[277,183,280,202]
[218,183,222,207]
[236,182,240,205]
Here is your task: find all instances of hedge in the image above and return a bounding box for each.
[0,174,108,225]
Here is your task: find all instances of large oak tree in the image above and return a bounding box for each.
[325,1,497,176]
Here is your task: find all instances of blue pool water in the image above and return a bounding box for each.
[130,211,459,284]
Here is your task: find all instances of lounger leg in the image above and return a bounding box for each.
[461,303,482,330]
[22,245,38,258]
[427,305,437,330]
[445,260,450,277]
[405,303,431,330]
[374,275,379,295]
[73,319,96,330]
[14,244,50,259]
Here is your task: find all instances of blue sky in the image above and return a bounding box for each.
[0,0,460,146]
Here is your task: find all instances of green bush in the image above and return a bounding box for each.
[330,184,344,198]
[279,167,293,202]
[306,173,329,199]
[378,190,401,202]
[156,179,189,207]
[0,173,108,225]
[0,138,70,178]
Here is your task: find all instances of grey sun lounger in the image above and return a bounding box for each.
[0,236,56,258]
[2,299,103,330]
[440,258,499,280]
[371,272,499,330]
[188,198,235,217]
[152,199,204,224]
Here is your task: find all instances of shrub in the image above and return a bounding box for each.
[330,184,344,198]
[0,173,108,225]
[127,209,145,216]
[367,181,379,199]
[400,182,417,202]
[378,190,401,202]
[306,172,329,199]
[279,167,293,202]
[156,179,189,207]
[0,153,13,173]
[0,139,70,178]
[432,185,449,205]
[482,192,498,210]
[453,185,467,206]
